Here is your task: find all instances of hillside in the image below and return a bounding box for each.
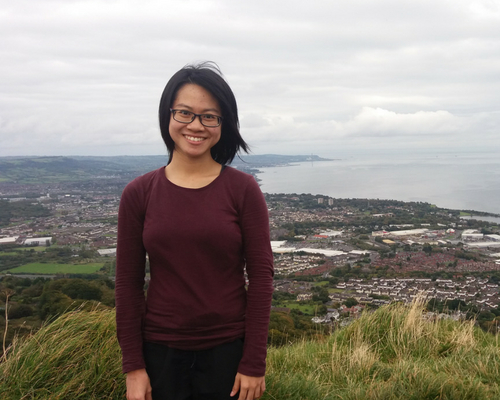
[0,154,331,184]
[0,156,167,184]
[1,299,499,399]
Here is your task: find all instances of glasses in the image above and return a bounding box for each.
[170,109,223,127]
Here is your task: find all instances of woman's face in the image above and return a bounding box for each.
[169,84,222,161]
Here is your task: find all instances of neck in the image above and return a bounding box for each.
[165,151,222,188]
[168,150,220,172]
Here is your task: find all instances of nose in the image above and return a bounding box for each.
[187,115,204,129]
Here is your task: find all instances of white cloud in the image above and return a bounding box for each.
[344,108,461,136]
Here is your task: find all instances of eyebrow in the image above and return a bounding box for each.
[173,103,221,114]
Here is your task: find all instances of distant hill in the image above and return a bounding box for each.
[0,154,332,184]
[1,299,499,399]
[231,154,332,167]
[0,156,164,184]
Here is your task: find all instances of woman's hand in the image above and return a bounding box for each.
[230,372,265,400]
[126,369,152,400]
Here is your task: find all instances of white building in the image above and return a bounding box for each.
[0,236,18,245]
[485,234,500,242]
[372,228,428,237]
[461,229,484,241]
[318,230,343,237]
[97,248,117,257]
[24,237,52,246]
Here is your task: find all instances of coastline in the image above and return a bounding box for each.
[255,154,500,217]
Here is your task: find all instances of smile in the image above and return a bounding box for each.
[184,135,206,142]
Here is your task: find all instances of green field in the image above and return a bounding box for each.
[16,246,47,252]
[328,288,345,293]
[5,262,104,274]
[274,300,323,315]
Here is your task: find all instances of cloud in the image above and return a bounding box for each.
[0,0,499,156]
[242,107,500,155]
[344,108,461,136]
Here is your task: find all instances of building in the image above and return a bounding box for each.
[97,248,117,257]
[24,237,52,246]
[0,237,18,245]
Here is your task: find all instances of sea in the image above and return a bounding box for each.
[256,151,500,220]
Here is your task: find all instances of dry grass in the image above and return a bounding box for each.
[264,297,500,399]
[0,307,124,399]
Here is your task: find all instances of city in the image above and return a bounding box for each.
[2,172,500,322]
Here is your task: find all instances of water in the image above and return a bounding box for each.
[256,152,500,215]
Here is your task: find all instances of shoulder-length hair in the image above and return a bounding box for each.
[159,62,249,165]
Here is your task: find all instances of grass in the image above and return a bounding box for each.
[274,300,322,315]
[1,297,499,399]
[0,307,125,399]
[5,262,104,274]
[265,297,500,399]
[15,247,47,252]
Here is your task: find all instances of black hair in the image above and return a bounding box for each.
[159,61,249,165]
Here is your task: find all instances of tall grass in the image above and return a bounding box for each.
[0,308,125,399]
[265,297,500,399]
[1,298,499,399]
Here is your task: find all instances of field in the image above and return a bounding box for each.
[5,262,104,274]
[275,300,322,315]
[16,246,47,252]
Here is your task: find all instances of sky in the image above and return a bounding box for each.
[1,0,499,158]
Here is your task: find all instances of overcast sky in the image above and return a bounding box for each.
[1,0,499,158]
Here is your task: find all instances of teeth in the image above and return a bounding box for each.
[185,135,205,142]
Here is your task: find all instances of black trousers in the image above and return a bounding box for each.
[143,339,244,400]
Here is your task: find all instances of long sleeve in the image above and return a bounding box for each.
[237,178,274,377]
[115,178,148,373]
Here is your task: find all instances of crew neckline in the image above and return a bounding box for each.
[162,164,227,190]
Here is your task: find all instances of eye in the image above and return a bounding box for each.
[178,110,192,116]
[202,114,217,120]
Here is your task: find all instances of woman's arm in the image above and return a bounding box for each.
[237,177,274,378]
[116,180,148,373]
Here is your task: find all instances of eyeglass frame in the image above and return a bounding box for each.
[170,108,223,127]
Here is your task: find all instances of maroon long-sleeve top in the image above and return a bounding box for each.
[115,166,274,377]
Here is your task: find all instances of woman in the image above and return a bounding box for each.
[115,62,274,400]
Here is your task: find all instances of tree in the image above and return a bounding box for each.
[60,280,102,301]
[38,290,74,320]
[343,298,359,308]
[317,304,328,315]
[312,287,330,303]
[423,243,432,255]
[8,304,34,319]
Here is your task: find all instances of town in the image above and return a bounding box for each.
[1,156,500,344]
